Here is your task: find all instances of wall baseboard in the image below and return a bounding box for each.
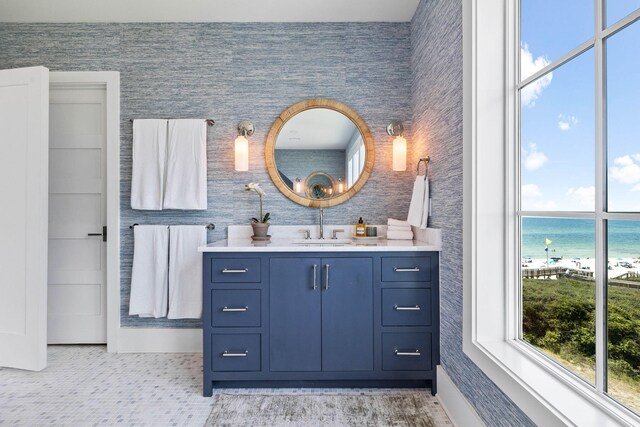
[117,328,202,353]
[437,366,486,427]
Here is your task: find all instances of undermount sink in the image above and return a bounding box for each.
[292,238,354,245]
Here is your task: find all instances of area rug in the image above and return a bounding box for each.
[204,392,438,426]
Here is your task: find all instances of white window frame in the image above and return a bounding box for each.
[463,0,640,425]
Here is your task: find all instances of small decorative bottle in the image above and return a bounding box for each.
[355,217,367,237]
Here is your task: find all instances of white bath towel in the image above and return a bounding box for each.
[129,225,169,318]
[407,176,430,229]
[387,218,411,227]
[387,230,415,240]
[131,119,168,210]
[163,119,207,210]
[387,225,412,232]
[168,225,207,319]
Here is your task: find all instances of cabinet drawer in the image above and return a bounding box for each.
[210,258,261,283]
[211,290,261,327]
[381,256,431,282]
[211,334,261,372]
[382,289,431,326]
[382,333,431,371]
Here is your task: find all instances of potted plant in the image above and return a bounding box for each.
[245,182,271,239]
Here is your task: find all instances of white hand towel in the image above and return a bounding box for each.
[388,218,411,227]
[387,230,415,240]
[131,119,168,210]
[407,176,430,229]
[163,119,207,210]
[388,225,412,232]
[129,225,169,318]
[168,225,207,319]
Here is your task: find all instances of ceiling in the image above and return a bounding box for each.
[276,109,358,150]
[0,0,420,23]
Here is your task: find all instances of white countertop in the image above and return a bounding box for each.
[198,238,441,253]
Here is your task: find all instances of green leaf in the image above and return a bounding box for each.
[262,212,271,223]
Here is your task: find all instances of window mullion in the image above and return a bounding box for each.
[594,0,607,395]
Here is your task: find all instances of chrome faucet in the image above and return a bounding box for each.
[319,208,324,239]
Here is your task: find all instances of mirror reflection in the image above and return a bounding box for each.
[274,108,366,199]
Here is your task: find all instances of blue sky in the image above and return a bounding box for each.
[520,1,640,212]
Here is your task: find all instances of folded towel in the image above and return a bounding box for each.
[168,225,207,319]
[387,230,414,240]
[163,119,208,210]
[131,119,168,210]
[407,176,430,229]
[388,225,412,232]
[388,218,411,227]
[129,225,169,318]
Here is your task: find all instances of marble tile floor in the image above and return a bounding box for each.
[0,345,453,426]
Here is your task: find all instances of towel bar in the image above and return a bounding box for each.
[129,223,215,230]
[129,118,215,126]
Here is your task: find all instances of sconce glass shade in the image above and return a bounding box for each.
[338,178,344,193]
[295,178,302,193]
[392,136,407,171]
[235,135,249,171]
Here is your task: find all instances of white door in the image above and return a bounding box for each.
[47,82,107,343]
[0,66,49,371]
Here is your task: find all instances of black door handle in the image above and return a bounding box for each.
[87,226,107,242]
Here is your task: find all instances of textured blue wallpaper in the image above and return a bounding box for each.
[0,22,415,328]
[410,1,534,425]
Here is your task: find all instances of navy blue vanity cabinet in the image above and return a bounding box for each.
[203,250,439,397]
[270,257,374,372]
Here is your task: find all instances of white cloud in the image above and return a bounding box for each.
[533,200,558,210]
[632,184,640,192]
[558,114,578,131]
[523,143,548,171]
[521,44,553,108]
[610,154,640,185]
[522,184,542,198]
[566,186,595,210]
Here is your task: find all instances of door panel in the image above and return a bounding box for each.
[270,258,322,372]
[47,84,107,344]
[0,66,49,371]
[321,257,374,371]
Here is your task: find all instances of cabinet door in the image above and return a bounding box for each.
[321,257,374,371]
[270,257,321,372]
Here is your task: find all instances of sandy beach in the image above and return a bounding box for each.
[522,256,640,281]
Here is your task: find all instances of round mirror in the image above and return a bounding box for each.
[265,99,374,208]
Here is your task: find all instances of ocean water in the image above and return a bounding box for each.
[521,217,640,259]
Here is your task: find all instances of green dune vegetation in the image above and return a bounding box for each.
[523,277,640,413]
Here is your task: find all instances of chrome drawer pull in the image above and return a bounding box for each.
[393,267,420,272]
[325,264,330,290]
[222,306,248,312]
[394,305,421,311]
[222,268,249,273]
[222,350,248,357]
[395,350,421,357]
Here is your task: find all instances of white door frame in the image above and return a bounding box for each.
[49,72,120,352]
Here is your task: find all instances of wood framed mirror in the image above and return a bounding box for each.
[265,98,374,208]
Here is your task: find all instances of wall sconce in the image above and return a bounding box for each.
[338,178,344,193]
[295,177,302,193]
[235,120,254,171]
[387,120,406,171]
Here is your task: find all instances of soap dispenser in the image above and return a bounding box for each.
[355,217,367,237]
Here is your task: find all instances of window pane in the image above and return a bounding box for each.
[520,0,593,80]
[607,220,640,413]
[607,0,640,27]
[520,50,595,211]
[606,22,640,212]
[522,217,596,385]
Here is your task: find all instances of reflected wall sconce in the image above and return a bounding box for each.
[338,178,344,193]
[235,120,255,171]
[295,177,302,193]
[387,120,406,171]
